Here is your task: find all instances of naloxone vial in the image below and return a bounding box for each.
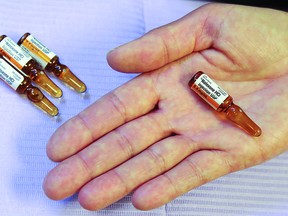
[0,35,62,98]
[18,33,87,93]
[189,71,262,137]
[0,55,59,116]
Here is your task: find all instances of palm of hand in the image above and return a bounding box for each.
[154,3,288,169]
[44,4,288,211]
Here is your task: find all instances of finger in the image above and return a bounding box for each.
[78,135,200,210]
[47,73,158,162]
[107,3,231,73]
[43,112,171,200]
[132,150,234,210]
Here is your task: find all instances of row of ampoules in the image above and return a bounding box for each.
[0,33,87,116]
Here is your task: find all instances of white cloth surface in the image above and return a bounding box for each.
[0,0,287,215]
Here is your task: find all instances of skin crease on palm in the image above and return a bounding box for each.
[43,3,288,211]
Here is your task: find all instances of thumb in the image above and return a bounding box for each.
[106,3,227,73]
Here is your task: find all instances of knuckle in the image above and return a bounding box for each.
[75,153,93,180]
[162,173,180,195]
[111,169,130,194]
[109,91,127,123]
[77,113,95,141]
[146,148,167,173]
[185,158,208,185]
[212,150,237,173]
[182,136,199,153]
[146,112,173,136]
[113,129,135,159]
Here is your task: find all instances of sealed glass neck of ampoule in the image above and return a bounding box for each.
[0,58,24,90]
[0,36,32,70]
[19,34,56,69]
[190,72,229,110]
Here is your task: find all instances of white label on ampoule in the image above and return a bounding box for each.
[0,58,24,90]
[192,73,229,110]
[20,34,56,68]
[0,37,32,69]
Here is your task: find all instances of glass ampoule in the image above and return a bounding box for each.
[188,71,262,137]
[0,55,58,116]
[0,35,62,98]
[18,33,87,93]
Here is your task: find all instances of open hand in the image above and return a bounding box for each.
[43,3,288,210]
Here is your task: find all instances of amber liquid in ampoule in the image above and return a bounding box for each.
[0,56,58,116]
[188,71,262,137]
[18,33,87,93]
[0,35,62,98]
